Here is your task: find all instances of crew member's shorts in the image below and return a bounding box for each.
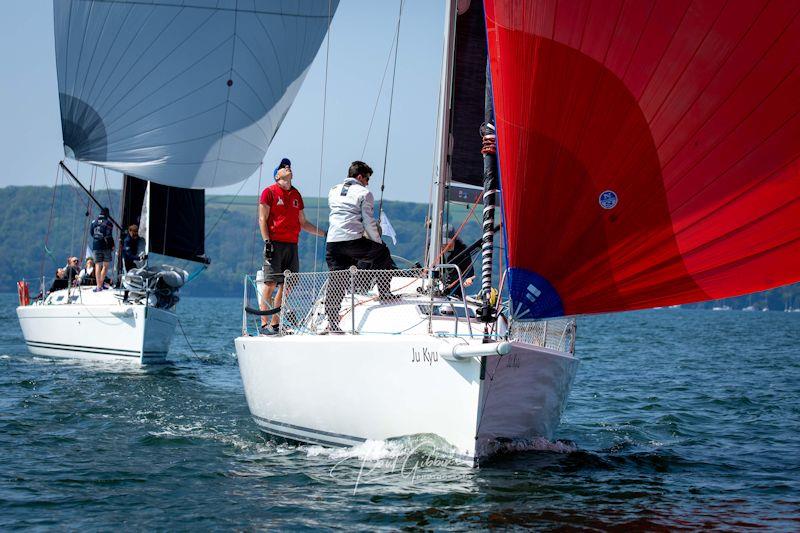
[93,249,112,263]
[263,241,299,284]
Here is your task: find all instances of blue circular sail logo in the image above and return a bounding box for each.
[599,190,618,209]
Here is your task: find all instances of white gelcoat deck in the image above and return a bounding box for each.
[16,286,177,364]
[235,298,578,465]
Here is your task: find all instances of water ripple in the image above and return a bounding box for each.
[1,297,799,529]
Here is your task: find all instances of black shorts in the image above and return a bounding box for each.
[263,241,299,284]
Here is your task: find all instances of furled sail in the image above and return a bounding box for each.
[485,0,800,319]
[55,0,337,189]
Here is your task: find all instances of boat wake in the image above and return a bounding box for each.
[305,433,462,464]
[481,437,578,458]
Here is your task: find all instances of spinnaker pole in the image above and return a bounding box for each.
[59,161,123,231]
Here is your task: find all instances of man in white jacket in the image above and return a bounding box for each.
[325,161,396,330]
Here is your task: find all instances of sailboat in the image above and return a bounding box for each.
[235,0,800,464]
[16,0,334,363]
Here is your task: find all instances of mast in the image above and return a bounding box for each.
[140,182,151,259]
[426,0,458,270]
[115,172,129,277]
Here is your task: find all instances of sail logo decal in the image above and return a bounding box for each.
[599,190,618,209]
[277,198,284,206]
[525,284,541,303]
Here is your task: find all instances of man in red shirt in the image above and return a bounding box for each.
[259,158,325,334]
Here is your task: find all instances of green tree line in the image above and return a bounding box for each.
[0,185,476,297]
[3,185,798,309]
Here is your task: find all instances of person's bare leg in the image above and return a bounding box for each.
[270,284,284,329]
[95,262,108,287]
[260,281,276,328]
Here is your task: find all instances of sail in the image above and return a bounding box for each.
[54,0,337,189]
[121,175,207,264]
[485,0,800,319]
[450,0,488,188]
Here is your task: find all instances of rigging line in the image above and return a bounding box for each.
[102,168,113,212]
[176,317,203,360]
[250,163,263,270]
[360,0,404,159]
[81,189,91,259]
[70,170,79,258]
[378,0,405,217]
[435,192,483,265]
[204,168,254,240]
[41,165,62,281]
[313,0,333,274]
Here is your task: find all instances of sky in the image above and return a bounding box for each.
[0,0,446,203]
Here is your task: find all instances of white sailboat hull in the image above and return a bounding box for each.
[235,334,578,464]
[16,289,177,364]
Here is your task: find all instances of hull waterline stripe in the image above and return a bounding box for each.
[252,415,367,443]
[254,421,355,448]
[26,340,166,358]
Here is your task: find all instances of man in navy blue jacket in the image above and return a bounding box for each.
[122,224,143,272]
[89,207,114,291]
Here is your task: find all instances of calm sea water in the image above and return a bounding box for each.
[1,295,798,530]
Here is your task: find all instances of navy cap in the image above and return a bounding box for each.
[273,157,291,177]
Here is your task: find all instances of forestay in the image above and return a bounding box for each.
[485,0,800,319]
[55,0,338,189]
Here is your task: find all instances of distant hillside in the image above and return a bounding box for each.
[1,186,478,297]
[3,185,797,308]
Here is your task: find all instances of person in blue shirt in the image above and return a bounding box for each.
[89,207,114,291]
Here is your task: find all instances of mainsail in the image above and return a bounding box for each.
[55,0,338,189]
[450,0,488,189]
[485,0,800,319]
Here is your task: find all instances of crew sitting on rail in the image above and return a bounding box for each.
[48,268,68,293]
[77,257,96,286]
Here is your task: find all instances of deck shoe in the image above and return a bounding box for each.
[260,324,278,336]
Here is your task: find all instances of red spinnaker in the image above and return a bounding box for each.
[485,0,800,319]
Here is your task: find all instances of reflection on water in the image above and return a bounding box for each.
[1,296,799,529]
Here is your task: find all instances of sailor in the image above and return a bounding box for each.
[259,157,325,335]
[78,257,96,286]
[48,268,68,293]
[324,161,397,331]
[64,256,81,286]
[442,227,475,298]
[89,207,114,291]
[122,224,144,272]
